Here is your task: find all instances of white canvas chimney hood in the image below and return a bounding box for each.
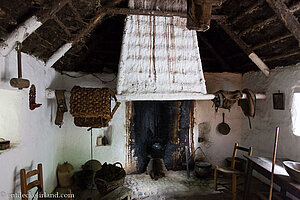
[116,0,207,101]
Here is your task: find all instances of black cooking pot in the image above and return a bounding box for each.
[150,143,164,158]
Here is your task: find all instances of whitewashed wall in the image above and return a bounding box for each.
[0,50,65,199]
[241,64,300,161]
[193,72,243,166]
[58,74,127,171]
[0,50,127,199]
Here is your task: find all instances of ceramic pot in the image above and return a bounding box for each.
[57,162,74,188]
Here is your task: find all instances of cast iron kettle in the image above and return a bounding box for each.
[217,113,231,135]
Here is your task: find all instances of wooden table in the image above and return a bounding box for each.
[243,155,300,200]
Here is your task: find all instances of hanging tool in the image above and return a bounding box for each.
[10,42,30,90]
[29,84,42,110]
[55,90,68,127]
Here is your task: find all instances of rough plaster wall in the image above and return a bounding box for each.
[241,64,300,161]
[193,73,242,166]
[57,74,127,171]
[0,51,65,199]
[117,2,206,97]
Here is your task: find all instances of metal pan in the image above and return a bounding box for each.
[217,113,231,135]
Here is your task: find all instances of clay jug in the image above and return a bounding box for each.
[57,162,74,187]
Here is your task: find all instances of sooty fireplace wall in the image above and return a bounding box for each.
[128,101,192,173]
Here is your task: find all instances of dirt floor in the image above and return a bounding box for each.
[54,170,275,200]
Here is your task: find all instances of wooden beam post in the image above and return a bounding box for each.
[217,22,270,76]
[266,0,300,46]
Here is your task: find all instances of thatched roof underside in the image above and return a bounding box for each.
[0,0,299,74]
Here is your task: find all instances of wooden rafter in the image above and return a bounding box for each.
[251,33,293,50]
[231,0,264,25]
[37,0,69,23]
[72,13,106,46]
[45,0,124,68]
[198,34,231,70]
[0,0,69,56]
[67,1,87,25]
[290,2,300,13]
[47,6,225,68]
[266,0,300,45]
[52,15,71,37]
[45,10,106,67]
[217,22,270,76]
[99,7,226,20]
[239,15,278,36]
[263,50,300,62]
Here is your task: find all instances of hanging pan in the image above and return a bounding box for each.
[217,113,231,135]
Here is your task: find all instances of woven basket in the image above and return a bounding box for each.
[74,117,110,128]
[70,86,117,119]
[94,162,126,196]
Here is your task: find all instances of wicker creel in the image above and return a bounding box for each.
[74,117,110,128]
[94,162,126,196]
[70,86,119,119]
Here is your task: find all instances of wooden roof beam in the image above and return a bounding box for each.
[67,1,87,25]
[99,7,226,20]
[251,33,293,50]
[198,34,231,71]
[0,0,68,56]
[230,0,264,25]
[217,22,270,76]
[239,15,278,37]
[266,0,300,46]
[45,0,125,68]
[53,15,71,37]
[289,1,300,13]
[263,50,300,62]
[46,6,225,68]
[45,11,106,68]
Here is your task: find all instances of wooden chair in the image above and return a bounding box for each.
[214,143,253,200]
[20,163,44,200]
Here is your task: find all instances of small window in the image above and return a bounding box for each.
[291,92,300,136]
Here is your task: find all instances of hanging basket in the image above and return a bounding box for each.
[70,86,118,119]
[74,117,110,128]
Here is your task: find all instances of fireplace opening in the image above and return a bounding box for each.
[128,101,192,178]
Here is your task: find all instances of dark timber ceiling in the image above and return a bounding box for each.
[0,0,300,74]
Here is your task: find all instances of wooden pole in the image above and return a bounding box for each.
[269,127,279,200]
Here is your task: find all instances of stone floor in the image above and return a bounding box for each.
[55,170,270,199]
[124,170,232,200]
